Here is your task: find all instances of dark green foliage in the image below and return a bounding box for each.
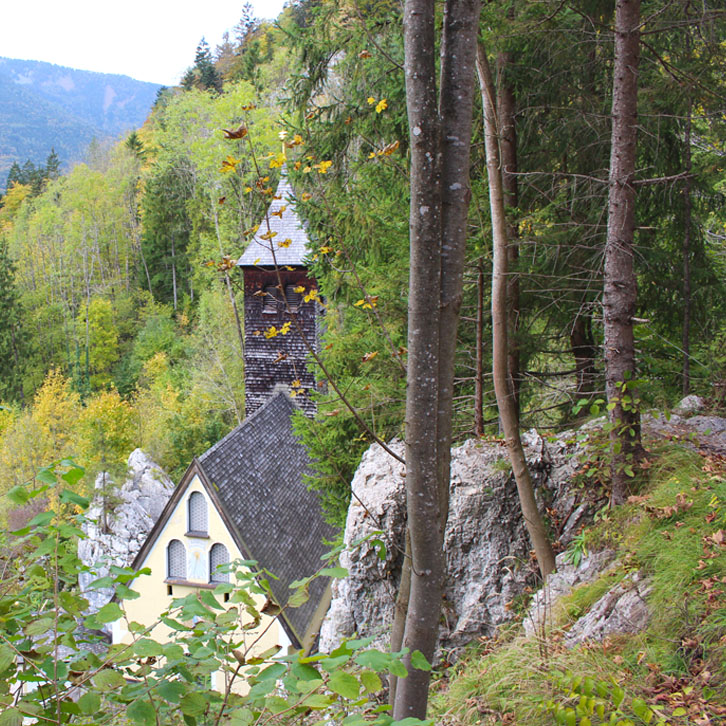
[278,0,414,521]
[44,148,61,181]
[125,131,145,159]
[0,240,24,402]
[140,161,194,307]
[5,150,62,196]
[182,38,223,93]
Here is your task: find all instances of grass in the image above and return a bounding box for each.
[430,441,726,725]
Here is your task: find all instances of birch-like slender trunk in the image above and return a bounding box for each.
[496,50,521,420]
[171,233,178,312]
[475,263,485,436]
[604,0,645,504]
[477,41,556,580]
[212,201,245,359]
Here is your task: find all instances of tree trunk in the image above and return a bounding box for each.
[604,0,645,504]
[496,50,521,420]
[388,530,411,708]
[171,233,178,312]
[475,263,485,436]
[682,98,692,397]
[571,312,598,402]
[394,0,481,718]
[397,0,444,712]
[212,201,246,359]
[477,40,556,580]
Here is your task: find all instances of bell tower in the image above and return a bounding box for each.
[236,169,318,418]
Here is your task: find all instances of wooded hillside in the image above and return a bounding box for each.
[0,0,725,721]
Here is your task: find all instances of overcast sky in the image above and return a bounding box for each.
[2,0,287,86]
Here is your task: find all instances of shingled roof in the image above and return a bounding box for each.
[197,391,334,643]
[130,392,334,649]
[236,169,310,268]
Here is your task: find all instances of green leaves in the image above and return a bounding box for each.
[134,638,164,657]
[59,488,89,508]
[319,566,349,578]
[328,670,361,699]
[95,602,124,624]
[127,700,157,726]
[92,669,126,691]
[0,463,424,726]
[0,707,22,726]
[78,691,101,714]
[180,692,209,717]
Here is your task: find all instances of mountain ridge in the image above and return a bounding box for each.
[0,57,162,186]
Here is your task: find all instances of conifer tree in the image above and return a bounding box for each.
[182,38,223,93]
[45,149,61,181]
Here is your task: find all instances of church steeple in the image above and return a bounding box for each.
[236,169,319,418]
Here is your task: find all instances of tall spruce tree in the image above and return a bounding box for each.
[182,38,223,93]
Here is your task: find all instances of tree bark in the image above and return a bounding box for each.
[388,530,411,709]
[570,312,598,403]
[475,263,485,436]
[212,201,246,359]
[397,0,444,713]
[477,40,556,580]
[604,0,645,504]
[171,233,178,312]
[394,0,481,718]
[682,98,692,397]
[496,50,521,420]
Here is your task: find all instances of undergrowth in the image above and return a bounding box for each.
[431,441,726,725]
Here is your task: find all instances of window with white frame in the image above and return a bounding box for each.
[209,543,229,583]
[188,492,208,535]
[167,539,186,580]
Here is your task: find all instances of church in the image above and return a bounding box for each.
[112,168,334,668]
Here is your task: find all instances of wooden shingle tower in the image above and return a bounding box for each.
[236,169,318,418]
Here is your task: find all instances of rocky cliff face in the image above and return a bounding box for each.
[319,399,725,658]
[78,449,174,614]
[319,428,592,658]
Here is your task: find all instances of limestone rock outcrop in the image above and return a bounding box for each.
[78,449,174,613]
[320,407,726,657]
[319,429,592,657]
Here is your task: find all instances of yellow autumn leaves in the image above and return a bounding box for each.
[263,321,292,339]
[367,97,388,113]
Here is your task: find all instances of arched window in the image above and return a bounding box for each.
[209,543,230,583]
[188,492,208,535]
[167,539,186,580]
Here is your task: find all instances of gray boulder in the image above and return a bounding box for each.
[564,571,652,646]
[321,411,726,657]
[523,549,617,638]
[78,449,174,614]
[673,395,705,416]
